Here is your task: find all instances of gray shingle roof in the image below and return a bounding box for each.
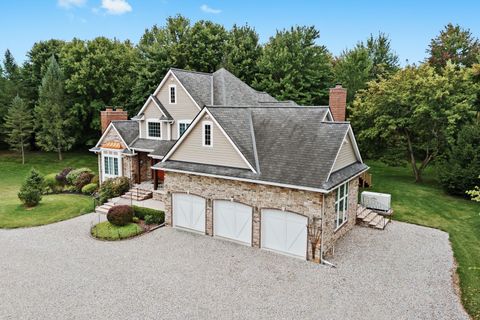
[171,69,212,107]
[170,67,282,107]
[111,121,139,146]
[159,106,367,191]
[129,138,177,158]
[151,96,173,120]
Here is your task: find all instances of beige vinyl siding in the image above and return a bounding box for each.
[139,99,168,140]
[170,114,250,169]
[155,75,199,140]
[332,135,358,172]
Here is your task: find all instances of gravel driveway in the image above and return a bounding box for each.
[0,213,468,320]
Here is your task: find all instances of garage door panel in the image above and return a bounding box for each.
[173,193,206,233]
[214,200,252,245]
[261,209,307,259]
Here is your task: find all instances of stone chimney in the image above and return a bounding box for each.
[100,108,128,133]
[329,84,347,122]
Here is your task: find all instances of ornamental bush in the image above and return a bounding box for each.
[107,205,134,226]
[56,167,73,185]
[133,205,164,224]
[44,173,62,194]
[81,183,98,195]
[75,171,94,192]
[91,175,99,185]
[98,176,130,204]
[66,168,94,186]
[18,168,44,207]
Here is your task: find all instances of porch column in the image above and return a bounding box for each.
[153,160,159,190]
[136,154,141,184]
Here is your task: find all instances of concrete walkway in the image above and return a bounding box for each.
[111,196,165,211]
[0,214,468,320]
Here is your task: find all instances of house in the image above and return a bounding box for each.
[90,67,368,262]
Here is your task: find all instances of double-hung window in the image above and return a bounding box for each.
[178,120,191,137]
[102,150,121,181]
[147,120,162,139]
[169,85,176,104]
[202,121,212,147]
[334,181,349,229]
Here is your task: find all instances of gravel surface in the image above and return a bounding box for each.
[0,213,468,320]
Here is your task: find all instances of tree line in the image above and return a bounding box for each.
[1,16,478,197]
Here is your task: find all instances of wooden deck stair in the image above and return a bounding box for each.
[356,204,390,230]
[120,187,153,201]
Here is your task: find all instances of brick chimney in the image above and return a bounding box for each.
[329,84,347,121]
[100,108,128,133]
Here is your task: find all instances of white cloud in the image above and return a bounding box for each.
[58,0,86,8]
[200,4,221,14]
[101,0,132,15]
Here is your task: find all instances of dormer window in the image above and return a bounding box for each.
[147,119,162,140]
[202,121,212,147]
[169,85,176,104]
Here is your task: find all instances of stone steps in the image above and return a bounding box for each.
[120,188,153,201]
[356,205,390,230]
[95,202,115,215]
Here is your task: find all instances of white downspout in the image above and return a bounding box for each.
[320,193,336,268]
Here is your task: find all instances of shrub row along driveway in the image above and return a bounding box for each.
[0,213,468,320]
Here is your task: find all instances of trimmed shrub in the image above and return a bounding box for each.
[98,176,130,203]
[66,168,94,186]
[56,167,73,185]
[75,171,94,192]
[107,205,134,226]
[132,216,139,223]
[91,175,99,185]
[18,169,44,207]
[81,183,98,195]
[44,173,62,194]
[133,205,164,223]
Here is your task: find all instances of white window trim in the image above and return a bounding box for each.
[177,119,192,138]
[334,181,349,230]
[202,121,213,147]
[101,150,122,182]
[169,84,177,104]
[146,119,162,140]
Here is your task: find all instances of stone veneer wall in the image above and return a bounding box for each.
[155,171,360,261]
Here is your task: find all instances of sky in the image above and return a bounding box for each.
[1,0,479,65]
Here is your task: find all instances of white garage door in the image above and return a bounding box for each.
[261,209,308,259]
[214,200,252,245]
[172,193,206,233]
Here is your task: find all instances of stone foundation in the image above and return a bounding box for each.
[155,172,359,261]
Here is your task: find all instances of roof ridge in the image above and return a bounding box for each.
[170,67,212,76]
[205,105,329,109]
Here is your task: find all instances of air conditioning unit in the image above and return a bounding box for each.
[361,191,391,212]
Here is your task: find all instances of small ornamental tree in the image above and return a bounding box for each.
[3,96,34,164]
[467,179,480,202]
[107,205,134,226]
[18,168,45,207]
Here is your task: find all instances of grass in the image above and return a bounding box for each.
[91,221,144,240]
[365,161,480,319]
[0,151,98,228]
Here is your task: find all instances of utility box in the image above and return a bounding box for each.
[361,191,391,212]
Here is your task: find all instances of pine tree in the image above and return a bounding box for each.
[3,49,19,81]
[18,168,44,207]
[34,56,74,160]
[3,96,34,164]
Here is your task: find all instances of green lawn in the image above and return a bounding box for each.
[365,161,480,319]
[91,221,144,240]
[0,151,98,228]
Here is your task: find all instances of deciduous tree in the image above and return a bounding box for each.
[428,23,480,69]
[254,26,334,105]
[351,63,478,182]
